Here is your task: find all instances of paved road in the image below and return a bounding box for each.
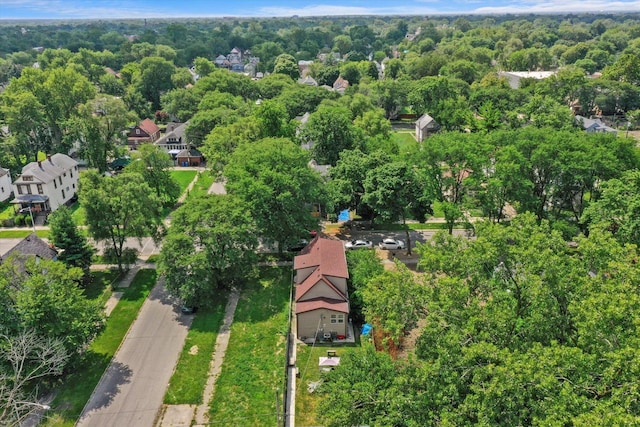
[76,278,193,427]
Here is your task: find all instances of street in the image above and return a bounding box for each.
[76,278,193,427]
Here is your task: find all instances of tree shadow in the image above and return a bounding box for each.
[79,360,132,413]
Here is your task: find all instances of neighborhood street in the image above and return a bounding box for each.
[76,277,192,427]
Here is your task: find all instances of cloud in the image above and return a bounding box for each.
[472,0,640,13]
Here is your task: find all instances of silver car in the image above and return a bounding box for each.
[345,239,373,250]
[378,238,405,250]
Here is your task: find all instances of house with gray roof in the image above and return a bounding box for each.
[575,115,618,135]
[0,167,12,202]
[415,113,439,142]
[11,153,79,215]
[154,122,189,160]
[0,233,57,265]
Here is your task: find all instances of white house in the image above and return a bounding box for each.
[11,153,79,215]
[0,167,12,202]
[415,113,439,142]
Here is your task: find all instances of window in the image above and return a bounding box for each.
[1,187,3,193]
[63,172,67,177]
[58,177,62,185]
[26,185,32,195]
[61,189,65,199]
[23,175,33,181]
[72,183,75,189]
[17,185,23,195]
[53,180,57,189]
[37,184,43,194]
[70,170,73,178]
[136,128,140,135]
[330,314,344,324]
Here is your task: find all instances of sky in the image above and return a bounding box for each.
[0,0,639,20]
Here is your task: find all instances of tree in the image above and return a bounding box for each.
[582,169,640,247]
[299,104,361,166]
[353,109,391,139]
[327,149,393,219]
[272,53,299,80]
[254,99,292,138]
[224,138,323,252]
[124,144,180,207]
[193,56,215,78]
[47,206,94,276]
[1,66,95,160]
[80,170,163,272]
[134,56,176,110]
[159,195,258,306]
[0,256,104,354]
[72,95,135,173]
[362,263,426,345]
[0,330,69,427]
[363,161,432,254]
[200,117,261,175]
[161,88,200,122]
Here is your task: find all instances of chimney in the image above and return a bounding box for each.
[37,160,42,169]
[47,154,53,164]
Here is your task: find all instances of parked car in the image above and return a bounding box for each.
[345,239,373,250]
[378,238,405,250]
[287,239,309,252]
[181,305,198,314]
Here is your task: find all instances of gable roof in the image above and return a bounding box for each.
[575,115,617,133]
[15,154,78,184]
[2,233,57,263]
[294,236,348,279]
[139,118,160,136]
[416,113,436,128]
[296,271,347,302]
[296,298,349,314]
[176,148,203,158]
[155,122,188,146]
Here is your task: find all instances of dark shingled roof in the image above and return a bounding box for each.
[1,233,57,263]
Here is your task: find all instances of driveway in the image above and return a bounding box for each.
[76,277,193,427]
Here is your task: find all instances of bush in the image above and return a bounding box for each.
[14,215,25,226]
[2,218,15,227]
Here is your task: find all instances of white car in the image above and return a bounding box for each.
[378,238,405,250]
[345,239,373,250]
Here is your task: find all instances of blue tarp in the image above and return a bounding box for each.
[338,209,350,221]
[361,323,372,335]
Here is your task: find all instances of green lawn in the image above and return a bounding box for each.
[208,267,290,425]
[164,293,228,405]
[391,131,416,148]
[295,343,360,426]
[43,269,157,427]
[185,171,215,201]
[170,170,198,194]
[0,229,50,238]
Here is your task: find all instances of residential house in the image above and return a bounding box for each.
[154,122,189,161]
[214,54,230,69]
[0,167,12,202]
[176,148,204,167]
[575,115,618,135]
[0,233,57,265]
[294,237,350,340]
[127,118,161,150]
[332,76,349,94]
[298,75,318,86]
[497,71,556,89]
[11,153,79,215]
[415,113,439,142]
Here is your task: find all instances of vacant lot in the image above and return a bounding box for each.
[208,267,290,425]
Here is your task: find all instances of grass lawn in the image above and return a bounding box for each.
[391,131,416,148]
[208,267,290,425]
[0,229,50,238]
[83,270,121,304]
[170,170,198,194]
[295,343,361,426]
[43,269,157,427]
[164,293,228,405]
[185,171,215,201]
[68,202,86,226]
[0,201,13,220]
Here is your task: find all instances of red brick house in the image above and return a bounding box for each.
[176,148,204,167]
[127,118,161,150]
[294,237,349,341]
